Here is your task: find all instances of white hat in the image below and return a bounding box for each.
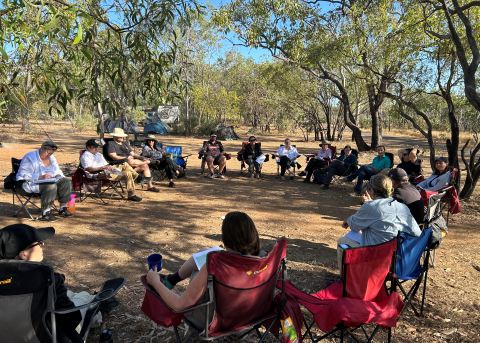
[110,128,128,137]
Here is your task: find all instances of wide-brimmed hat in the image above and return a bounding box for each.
[110,128,128,137]
[319,140,329,146]
[0,224,55,259]
[144,134,157,142]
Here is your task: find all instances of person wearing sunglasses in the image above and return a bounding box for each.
[0,224,98,342]
[15,140,74,221]
[396,147,421,181]
[243,136,263,178]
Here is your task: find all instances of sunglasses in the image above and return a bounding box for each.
[26,241,44,250]
[402,153,408,156]
[250,139,256,142]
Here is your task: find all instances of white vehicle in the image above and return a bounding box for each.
[141,106,180,125]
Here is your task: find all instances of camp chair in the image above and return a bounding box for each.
[130,133,150,152]
[330,149,359,188]
[141,238,288,343]
[165,146,191,170]
[72,150,125,204]
[303,145,337,165]
[10,157,56,221]
[280,238,402,343]
[394,228,433,317]
[0,259,125,343]
[237,142,270,174]
[199,141,232,175]
[270,144,301,178]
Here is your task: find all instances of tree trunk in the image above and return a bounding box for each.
[459,138,480,199]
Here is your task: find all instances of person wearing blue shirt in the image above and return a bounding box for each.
[340,145,390,195]
[318,145,358,190]
[336,174,421,274]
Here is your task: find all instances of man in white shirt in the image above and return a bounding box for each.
[80,139,142,202]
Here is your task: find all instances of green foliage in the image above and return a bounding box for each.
[199,119,221,136]
[74,114,96,132]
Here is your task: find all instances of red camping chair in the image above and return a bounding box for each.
[303,145,337,167]
[279,238,402,343]
[72,150,125,204]
[237,142,270,174]
[141,238,288,342]
[199,141,232,175]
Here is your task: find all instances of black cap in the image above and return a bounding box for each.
[210,131,217,137]
[41,140,58,150]
[86,139,101,147]
[435,156,448,163]
[0,224,55,259]
[387,168,409,181]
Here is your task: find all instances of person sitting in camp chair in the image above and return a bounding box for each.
[15,140,74,222]
[243,136,263,179]
[204,131,227,179]
[81,138,142,202]
[416,157,453,191]
[299,140,332,183]
[141,135,185,188]
[105,128,159,192]
[0,224,105,342]
[337,175,421,274]
[318,145,357,190]
[146,212,266,329]
[275,138,300,181]
[397,146,421,181]
[339,145,390,196]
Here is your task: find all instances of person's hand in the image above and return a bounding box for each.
[342,221,349,229]
[248,155,253,159]
[39,174,52,180]
[146,266,162,287]
[107,165,114,171]
[360,194,371,204]
[127,155,133,160]
[372,167,379,172]
[54,174,61,178]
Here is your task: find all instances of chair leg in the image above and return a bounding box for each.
[421,268,429,315]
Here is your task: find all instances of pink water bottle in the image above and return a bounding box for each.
[67,194,76,214]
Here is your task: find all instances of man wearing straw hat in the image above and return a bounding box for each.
[105,128,159,193]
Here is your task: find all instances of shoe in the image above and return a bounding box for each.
[281,176,286,181]
[298,171,307,177]
[159,274,174,290]
[350,192,361,197]
[128,195,143,202]
[147,186,160,192]
[322,184,330,190]
[324,275,342,287]
[168,181,175,188]
[208,173,214,179]
[255,173,260,179]
[290,176,294,180]
[58,208,74,217]
[338,177,350,183]
[176,168,186,179]
[303,179,311,183]
[40,211,59,222]
[250,173,255,179]
[217,173,225,179]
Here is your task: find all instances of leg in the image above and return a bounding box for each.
[56,177,73,208]
[217,156,226,173]
[347,164,367,182]
[158,159,175,181]
[39,183,59,210]
[279,156,290,176]
[164,247,210,289]
[246,158,255,174]
[205,155,215,174]
[354,167,377,193]
[254,161,261,174]
[337,236,361,275]
[111,162,138,198]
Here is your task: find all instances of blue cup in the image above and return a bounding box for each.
[147,253,163,271]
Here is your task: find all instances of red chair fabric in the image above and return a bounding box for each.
[419,169,460,215]
[279,239,403,335]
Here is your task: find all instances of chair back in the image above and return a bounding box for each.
[11,157,22,174]
[101,138,115,164]
[329,145,337,157]
[206,238,287,336]
[339,149,358,157]
[342,238,397,301]
[165,146,184,166]
[385,152,395,168]
[0,260,56,343]
[396,229,432,281]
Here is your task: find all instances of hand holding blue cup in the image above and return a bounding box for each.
[147,253,163,271]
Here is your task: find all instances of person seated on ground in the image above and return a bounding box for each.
[16,140,74,222]
[243,135,263,179]
[397,147,421,181]
[337,174,421,274]
[299,140,332,183]
[0,224,103,342]
[146,211,266,329]
[317,145,357,190]
[339,145,390,196]
[141,135,185,188]
[81,138,143,202]
[416,157,453,191]
[106,128,159,193]
[276,138,300,181]
[362,168,424,224]
[204,131,227,179]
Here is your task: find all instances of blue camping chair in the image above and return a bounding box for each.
[395,227,433,317]
[165,146,191,169]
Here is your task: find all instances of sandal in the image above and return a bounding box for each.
[147,187,160,192]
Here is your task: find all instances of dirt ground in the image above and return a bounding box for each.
[0,122,479,343]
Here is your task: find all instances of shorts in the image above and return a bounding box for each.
[213,155,223,163]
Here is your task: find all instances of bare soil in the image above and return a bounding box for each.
[0,122,479,342]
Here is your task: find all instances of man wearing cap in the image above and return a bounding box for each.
[362,168,424,224]
[81,139,143,202]
[203,131,227,179]
[299,140,332,183]
[105,128,159,192]
[0,224,83,341]
[16,141,74,221]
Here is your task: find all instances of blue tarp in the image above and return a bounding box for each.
[144,122,168,135]
[104,118,140,134]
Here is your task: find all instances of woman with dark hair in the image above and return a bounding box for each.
[244,136,263,178]
[146,212,264,328]
[416,157,452,191]
[141,135,185,188]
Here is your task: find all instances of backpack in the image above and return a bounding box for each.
[313,169,324,185]
[4,173,16,190]
[270,292,303,343]
[428,215,448,250]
